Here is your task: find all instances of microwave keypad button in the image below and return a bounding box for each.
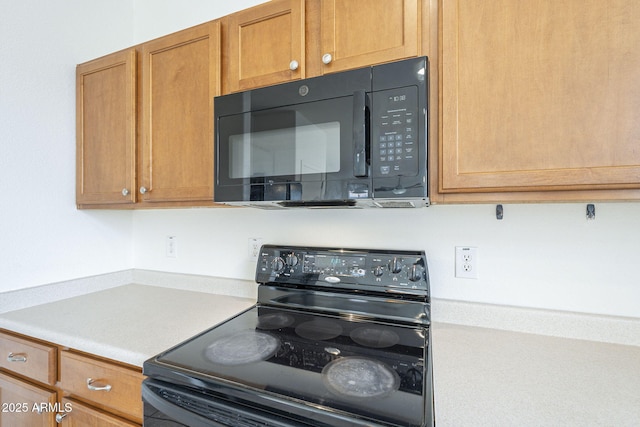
[381,166,391,175]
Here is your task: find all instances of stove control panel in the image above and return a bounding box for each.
[256,245,429,296]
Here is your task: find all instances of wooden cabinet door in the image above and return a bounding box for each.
[76,49,137,207]
[440,0,640,195]
[224,0,305,92]
[141,21,220,203]
[315,0,420,75]
[0,372,57,427]
[57,398,139,427]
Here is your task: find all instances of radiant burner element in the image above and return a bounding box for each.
[257,312,295,330]
[350,326,400,348]
[295,318,343,340]
[322,357,400,398]
[204,331,280,365]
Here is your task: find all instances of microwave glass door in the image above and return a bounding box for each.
[229,121,341,179]
[217,96,359,187]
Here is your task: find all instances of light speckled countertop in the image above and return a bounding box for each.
[0,284,255,367]
[432,323,640,426]
[1,283,639,425]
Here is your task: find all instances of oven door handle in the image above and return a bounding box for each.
[142,380,226,427]
[353,90,369,178]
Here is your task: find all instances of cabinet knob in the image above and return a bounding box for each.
[322,53,333,65]
[139,186,148,194]
[121,188,129,196]
[55,413,67,423]
[289,60,299,71]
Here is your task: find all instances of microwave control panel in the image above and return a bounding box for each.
[373,86,420,178]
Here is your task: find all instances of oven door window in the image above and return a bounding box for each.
[217,96,356,186]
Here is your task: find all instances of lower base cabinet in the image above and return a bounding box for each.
[0,330,143,426]
[56,398,139,427]
[0,372,57,427]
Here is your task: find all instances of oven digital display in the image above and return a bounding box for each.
[303,255,366,276]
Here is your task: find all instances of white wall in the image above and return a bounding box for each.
[133,203,640,319]
[0,1,135,293]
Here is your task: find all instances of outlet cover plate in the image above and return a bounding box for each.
[455,246,478,279]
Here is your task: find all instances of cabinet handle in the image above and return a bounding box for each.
[86,378,112,392]
[121,188,130,196]
[7,352,27,362]
[139,186,148,194]
[289,60,299,71]
[322,53,333,65]
[55,413,67,423]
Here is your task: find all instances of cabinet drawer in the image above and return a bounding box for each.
[59,351,143,423]
[0,331,57,386]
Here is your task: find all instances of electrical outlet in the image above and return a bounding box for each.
[166,236,177,258]
[455,246,477,279]
[248,238,263,262]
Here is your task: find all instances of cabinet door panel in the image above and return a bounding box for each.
[141,21,220,202]
[58,398,139,427]
[0,372,56,427]
[318,0,420,74]
[76,49,136,206]
[224,0,305,92]
[440,0,640,193]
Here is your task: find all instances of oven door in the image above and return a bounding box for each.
[215,92,370,204]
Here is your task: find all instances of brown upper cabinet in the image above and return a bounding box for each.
[439,0,640,202]
[140,21,220,203]
[76,21,221,208]
[76,48,137,206]
[223,0,424,93]
[223,0,305,93]
[313,0,421,75]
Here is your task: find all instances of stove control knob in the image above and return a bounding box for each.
[271,257,286,273]
[408,264,425,282]
[373,265,385,277]
[286,253,299,267]
[389,257,403,274]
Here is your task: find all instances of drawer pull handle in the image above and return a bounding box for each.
[55,413,67,423]
[7,352,27,362]
[86,378,112,392]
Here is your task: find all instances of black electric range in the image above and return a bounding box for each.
[143,245,434,427]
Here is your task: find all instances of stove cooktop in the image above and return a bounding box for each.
[151,305,430,427]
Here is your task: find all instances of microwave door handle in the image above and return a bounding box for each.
[353,90,369,177]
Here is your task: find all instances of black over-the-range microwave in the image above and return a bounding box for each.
[214,56,429,208]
